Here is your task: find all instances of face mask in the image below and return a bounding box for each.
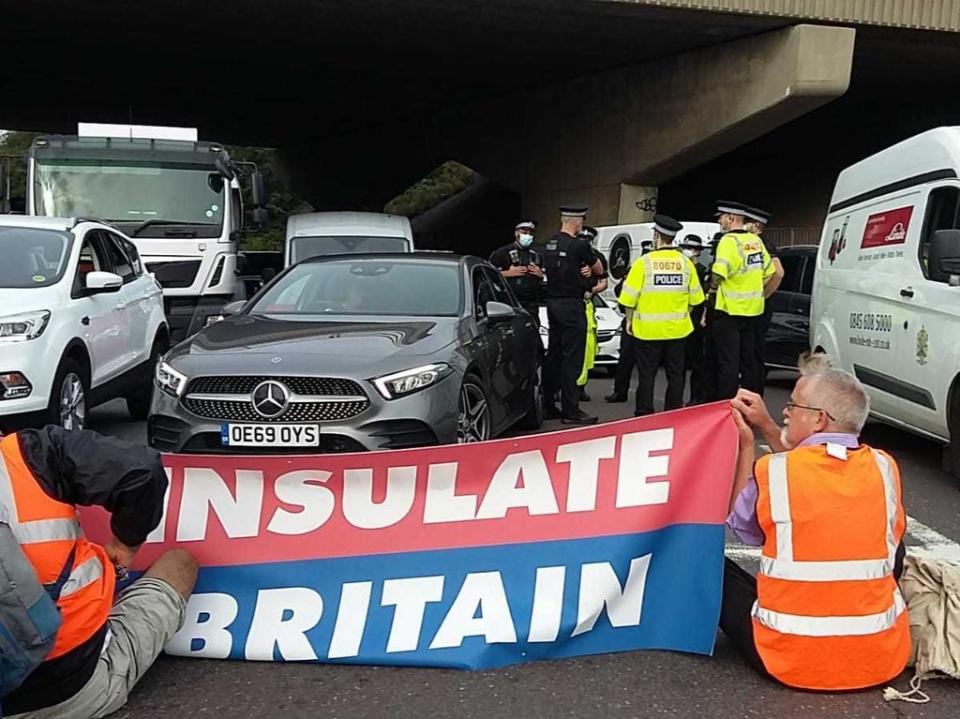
[518,234,534,248]
[682,249,696,258]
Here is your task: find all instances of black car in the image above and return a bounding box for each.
[765,245,817,369]
[149,253,543,453]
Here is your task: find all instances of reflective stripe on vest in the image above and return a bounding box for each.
[636,311,690,322]
[755,448,902,637]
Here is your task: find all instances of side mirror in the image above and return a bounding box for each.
[251,172,268,208]
[929,229,960,283]
[485,301,516,323]
[221,300,246,316]
[84,271,123,294]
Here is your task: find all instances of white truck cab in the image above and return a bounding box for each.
[594,221,721,306]
[26,124,267,341]
[284,212,414,267]
[810,127,960,480]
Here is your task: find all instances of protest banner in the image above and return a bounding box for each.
[82,403,736,669]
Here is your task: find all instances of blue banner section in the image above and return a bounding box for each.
[176,524,725,669]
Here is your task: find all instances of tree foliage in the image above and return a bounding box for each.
[0,131,38,206]
[384,161,475,217]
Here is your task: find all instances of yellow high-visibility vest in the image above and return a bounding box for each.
[618,248,704,340]
[711,230,774,317]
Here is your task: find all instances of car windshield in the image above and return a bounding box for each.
[251,259,461,317]
[34,159,224,230]
[290,235,410,262]
[0,227,72,288]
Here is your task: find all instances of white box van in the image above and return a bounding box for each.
[285,212,414,267]
[810,127,960,479]
[595,221,720,306]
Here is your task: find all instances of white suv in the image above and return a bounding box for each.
[0,216,168,431]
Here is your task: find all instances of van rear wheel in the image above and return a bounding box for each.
[947,388,960,483]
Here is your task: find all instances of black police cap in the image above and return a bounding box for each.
[653,214,683,238]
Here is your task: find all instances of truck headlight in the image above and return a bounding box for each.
[0,310,51,343]
[155,360,188,397]
[373,363,452,400]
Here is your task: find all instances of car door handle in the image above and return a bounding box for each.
[900,287,914,298]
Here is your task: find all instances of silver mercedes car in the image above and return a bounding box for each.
[147,253,542,453]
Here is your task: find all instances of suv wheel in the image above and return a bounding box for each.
[47,358,88,431]
[127,336,168,420]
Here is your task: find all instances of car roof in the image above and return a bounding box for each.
[297,251,476,267]
[777,244,818,254]
[0,215,78,231]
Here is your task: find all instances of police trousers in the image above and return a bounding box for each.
[543,297,587,417]
[634,337,686,416]
[712,311,761,399]
[613,322,638,398]
[754,304,773,395]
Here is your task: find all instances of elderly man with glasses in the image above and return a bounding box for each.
[721,352,910,691]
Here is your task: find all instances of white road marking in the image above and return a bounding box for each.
[725,516,960,565]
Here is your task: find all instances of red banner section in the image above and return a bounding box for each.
[860,206,913,249]
[82,404,736,570]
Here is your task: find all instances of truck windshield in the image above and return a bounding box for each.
[290,236,411,263]
[0,227,72,288]
[34,160,224,230]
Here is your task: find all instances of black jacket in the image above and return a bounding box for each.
[3,427,167,713]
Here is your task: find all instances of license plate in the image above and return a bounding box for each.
[220,423,320,447]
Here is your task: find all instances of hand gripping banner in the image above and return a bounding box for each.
[83,403,736,669]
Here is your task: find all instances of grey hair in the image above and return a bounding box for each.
[796,352,870,432]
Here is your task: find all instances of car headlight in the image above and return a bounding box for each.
[0,310,51,343]
[372,363,452,400]
[155,360,188,397]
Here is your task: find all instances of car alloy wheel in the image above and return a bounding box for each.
[59,372,86,431]
[457,379,490,444]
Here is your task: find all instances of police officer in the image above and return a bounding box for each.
[743,206,784,394]
[618,215,704,416]
[707,201,776,399]
[489,220,544,324]
[605,275,637,403]
[678,234,711,405]
[542,205,604,425]
[575,225,609,402]
[641,239,654,256]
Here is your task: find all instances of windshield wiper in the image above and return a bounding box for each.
[128,219,215,237]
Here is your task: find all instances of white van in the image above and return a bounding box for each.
[595,221,720,306]
[284,212,414,267]
[810,127,960,479]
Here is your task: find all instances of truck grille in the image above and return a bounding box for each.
[182,375,370,422]
[146,260,201,289]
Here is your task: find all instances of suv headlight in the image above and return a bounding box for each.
[372,363,452,400]
[155,360,188,398]
[0,310,51,343]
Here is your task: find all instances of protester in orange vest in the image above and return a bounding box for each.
[723,352,910,691]
[1,426,197,718]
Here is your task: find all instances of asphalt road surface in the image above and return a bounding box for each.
[86,370,960,718]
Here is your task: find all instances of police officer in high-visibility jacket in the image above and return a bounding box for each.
[618,215,704,417]
[724,353,909,691]
[708,201,776,399]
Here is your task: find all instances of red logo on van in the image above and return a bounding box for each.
[860,207,913,249]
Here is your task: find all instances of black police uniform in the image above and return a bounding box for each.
[489,242,544,324]
[542,231,596,418]
[686,259,711,404]
[609,277,637,401]
[754,239,779,394]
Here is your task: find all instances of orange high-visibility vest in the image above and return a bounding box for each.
[0,435,114,659]
[752,443,911,690]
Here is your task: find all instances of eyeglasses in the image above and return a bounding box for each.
[784,401,836,422]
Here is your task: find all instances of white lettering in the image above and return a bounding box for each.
[528,566,566,643]
[245,587,324,661]
[145,467,173,544]
[267,470,335,535]
[381,576,445,653]
[342,466,417,529]
[328,581,372,659]
[556,437,617,513]
[476,451,559,519]
[177,469,264,541]
[166,592,238,658]
[615,429,673,507]
[572,555,652,636]
[430,572,517,649]
[423,462,478,524]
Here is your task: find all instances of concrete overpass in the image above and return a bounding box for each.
[4,1,960,230]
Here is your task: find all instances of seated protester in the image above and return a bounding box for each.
[723,352,910,691]
[1,426,198,719]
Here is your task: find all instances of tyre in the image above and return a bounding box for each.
[126,335,168,420]
[948,391,960,482]
[46,358,89,431]
[457,374,491,444]
[516,363,544,431]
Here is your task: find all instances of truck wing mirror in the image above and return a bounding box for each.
[929,229,960,284]
[251,172,268,208]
